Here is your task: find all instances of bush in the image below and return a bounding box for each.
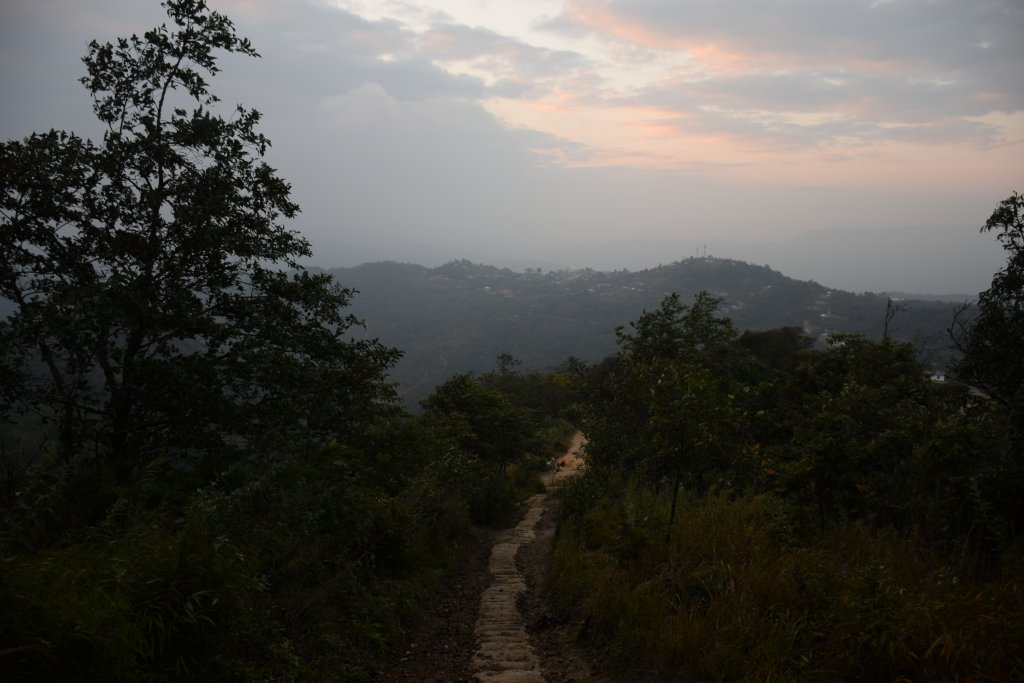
[2,501,240,681]
[551,480,1024,682]
[0,435,526,681]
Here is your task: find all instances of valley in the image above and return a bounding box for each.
[333,257,964,405]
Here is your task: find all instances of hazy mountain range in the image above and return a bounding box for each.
[309,223,1003,298]
[332,257,967,406]
[1,246,987,409]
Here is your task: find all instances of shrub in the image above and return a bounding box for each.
[551,481,1024,682]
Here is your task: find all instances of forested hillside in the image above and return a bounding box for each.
[549,202,1024,678]
[333,257,962,405]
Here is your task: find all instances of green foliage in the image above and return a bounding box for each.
[737,326,813,375]
[954,191,1024,458]
[616,290,737,366]
[552,482,1024,682]
[0,4,567,681]
[560,229,1024,679]
[332,258,960,407]
[421,371,540,472]
[3,496,247,681]
[0,352,563,681]
[579,293,751,502]
[0,0,400,479]
[956,192,1024,401]
[0,424,528,681]
[771,335,932,528]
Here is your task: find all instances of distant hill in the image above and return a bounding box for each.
[308,224,1003,296]
[331,257,964,406]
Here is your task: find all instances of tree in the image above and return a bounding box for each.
[0,0,399,478]
[582,292,743,483]
[737,327,813,374]
[776,334,935,529]
[954,192,1024,414]
[645,361,740,541]
[420,373,536,471]
[616,290,736,366]
[883,297,909,340]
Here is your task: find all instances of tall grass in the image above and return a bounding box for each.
[552,478,1024,682]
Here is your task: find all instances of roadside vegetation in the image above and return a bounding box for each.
[0,3,572,680]
[551,193,1024,682]
[1,361,573,681]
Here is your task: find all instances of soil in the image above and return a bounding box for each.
[374,434,620,683]
[372,526,496,682]
[518,496,614,683]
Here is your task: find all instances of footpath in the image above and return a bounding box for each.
[376,434,607,683]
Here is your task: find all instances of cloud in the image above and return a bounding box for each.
[503,0,1024,161]
[321,82,403,126]
[555,0,1024,73]
[1,0,1021,289]
[418,22,590,95]
[216,0,486,103]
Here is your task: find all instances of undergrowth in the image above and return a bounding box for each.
[551,478,1024,682]
[0,440,545,681]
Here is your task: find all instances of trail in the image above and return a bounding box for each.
[470,493,547,682]
[470,432,593,683]
[376,433,600,683]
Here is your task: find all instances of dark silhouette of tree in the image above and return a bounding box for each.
[580,292,748,538]
[420,373,536,472]
[616,290,736,365]
[953,192,1023,414]
[0,0,400,478]
[883,297,909,340]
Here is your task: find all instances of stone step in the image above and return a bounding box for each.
[471,494,549,683]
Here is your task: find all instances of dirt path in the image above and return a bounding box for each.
[375,433,609,682]
[519,485,614,682]
[542,431,587,488]
[471,493,547,681]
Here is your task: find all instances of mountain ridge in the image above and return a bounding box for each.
[306,222,1003,296]
[328,256,965,406]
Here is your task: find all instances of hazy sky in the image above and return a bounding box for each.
[1,0,1022,290]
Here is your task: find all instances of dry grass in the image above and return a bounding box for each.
[552,482,1024,682]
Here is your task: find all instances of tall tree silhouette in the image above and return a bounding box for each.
[0,0,399,477]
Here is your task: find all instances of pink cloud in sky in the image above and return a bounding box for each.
[562,0,683,51]
[475,0,1020,189]
[561,0,821,76]
[3,0,1018,289]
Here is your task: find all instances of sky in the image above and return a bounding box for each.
[1,0,1022,293]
